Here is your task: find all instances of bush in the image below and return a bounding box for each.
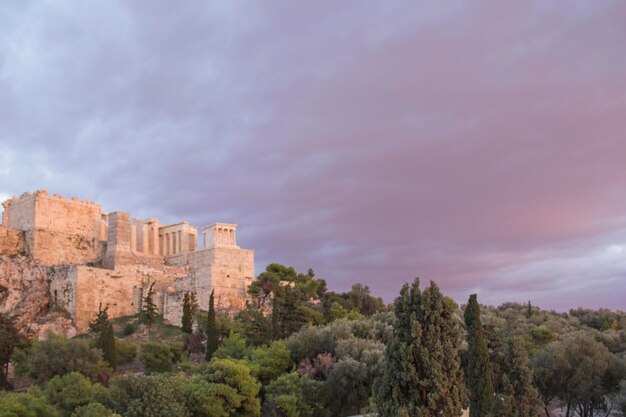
[44,372,106,417]
[139,342,176,373]
[116,340,137,365]
[105,374,188,417]
[122,323,136,336]
[71,403,120,417]
[0,386,60,417]
[13,333,109,384]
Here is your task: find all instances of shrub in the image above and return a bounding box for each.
[116,340,137,365]
[122,323,136,336]
[106,374,188,417]
[13,333,109,384]
[139,342,176,373]
[44,372,106,417]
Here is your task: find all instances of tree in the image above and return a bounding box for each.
[374,279,467,417]
[140,282,159,325]
[533,331,626,417]
[204,359,262,417]
[0,386,61,417]
[89,303,109,335]
[43,372,106,417]
[100,322,117,371]
[491,337,541,417]
[0,313,21,389]
[206,290,219,361]
[90,304,116,371]
[106,373,189,417]
[182,291,195,334]
[464,294,494,417]
[139,342,177,373]
[264,372,313,417]
[12,333,109,385]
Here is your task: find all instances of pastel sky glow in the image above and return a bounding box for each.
[1,1,625,310]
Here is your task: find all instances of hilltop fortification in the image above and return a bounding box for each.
[0,190,254,334]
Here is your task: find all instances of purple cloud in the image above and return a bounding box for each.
[1,1,625,309]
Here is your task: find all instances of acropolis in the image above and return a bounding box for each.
[0,190,254,333]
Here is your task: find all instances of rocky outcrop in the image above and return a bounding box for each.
[0,254,77,338]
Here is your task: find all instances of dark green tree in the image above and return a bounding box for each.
[88,303,109,335]
[374,279,467,416]
[101,322,117,371]
[182,291,195,334]
[89,303,116,371]
[464,294,494,417]
[206,290,218,361]
[140,282,159,325]
[491,337,541,417]
[0,313,22,389]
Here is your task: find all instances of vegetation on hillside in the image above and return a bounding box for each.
[1,263,626,417]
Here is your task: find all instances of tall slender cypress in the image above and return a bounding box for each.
[374,279,467,416]
[464,294,494,417]
[101,321,117,371]
[205,289,218,361]
[182,291,194,334]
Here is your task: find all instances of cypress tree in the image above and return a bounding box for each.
[205,289,218,361]
[182,291,194,334]
[374,278,467,417]
[464,294,494,417]
[492,337,541,417]
[89,303,109,335]
[140,282,159,325]
[0,313,21,389]
[101,321,117,371]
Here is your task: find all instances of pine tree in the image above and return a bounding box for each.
[89,303,109,335]
[89,304,117,371]
[140,282,159,325]
[101,321,117,371]
[464,294,494,417]
[205,289,218,361]
[374,278,467,417]
[182,291,194,334]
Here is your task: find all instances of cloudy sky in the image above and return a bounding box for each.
[1,1,625,310]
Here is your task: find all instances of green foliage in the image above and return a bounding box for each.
[533,331,626,417]
[115,340,137,365]
[88,304,109,335]
[13,333,109,384]
[464,294,494,417]
[106,373,189,417]
[70,403,119,417]
[204,358,262,417]
[0,386,60,417]
[214,332,251,360]
[44,372,106,417]
[249,264,327,340]
[100,323,117,371]
[247,341,293,386]
[206,290,219,361]
[184,378,242,417]
[236,305,272,347]
[182,292,195,334]
[0,313,22,389]
[264,372,312,417]
[140,282,160,325]
[122,322,136,336]
[139,342,178,373]
[374,279,467,417]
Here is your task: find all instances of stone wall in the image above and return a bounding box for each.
[25,229,105,266]
[167,246,254,312]
[0,225,24,255]
[2,191,102,239]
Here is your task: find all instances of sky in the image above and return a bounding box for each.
[1,1,625,310]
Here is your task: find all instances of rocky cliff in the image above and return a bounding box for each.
[0,254,77,339]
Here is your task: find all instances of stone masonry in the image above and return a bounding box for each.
[1,190,254,332]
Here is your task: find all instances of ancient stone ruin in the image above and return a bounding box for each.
[0,190,254,335]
